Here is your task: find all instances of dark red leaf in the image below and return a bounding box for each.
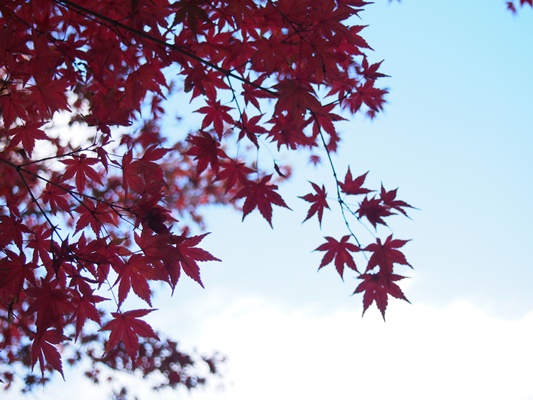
[354,272,410,319]
[299,182,330,226]
[357,197,393,228]
[31,329,69,378]
[172,233,220,288]
[100,309,159,361]
[364,235,412,274]
[234,175,291,227]
[61,154,103,193]
[380,185,414,217]
[339,169,372,195]
[186,131,227,174]
[315,235,360,279]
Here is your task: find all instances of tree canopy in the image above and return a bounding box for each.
[0,0,530,397]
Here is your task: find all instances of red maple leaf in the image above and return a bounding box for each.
[171,0,210,34]
[130,197,176,234]
[0,250,37,301]
[344,80,388,114]
[274,78,322,115]
[121,150,144,194]
[123,63,167,110]
[315,235,360,279]
[31,329,69,378]
[217,159,254,193]
[100,309,159,361]
[183,66,228,101]
[68,249,111,293]
[0,215,30,250]
[141,145,171,163]
[196,100,235,136]
[268,112,315,150]
[72,289,108,339]
[358,57,388,81]
[241,76,275,111]
[364,235,412,274]
[234,175,291,227]
[6,122,48,157]
[0,89,30,128]
[41,181,73,214]
[380,185,414,217]
[186,131,227,174]
[114,254,154,306]
[310,104,345,152]
[74,200,119,235]
[172,233,220,288]
[121,146,169,195]
[299,182,330,226]
[338,169,372,195]
[29,75,70,118]
[134,230,180,265]
[357,197,393,228]
[236,112,268,147]
[61,154,103,193]
[26,225,53,265]
[354,272,410,319]
[26,281,75,332]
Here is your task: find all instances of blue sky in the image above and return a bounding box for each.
[16,1,533,399]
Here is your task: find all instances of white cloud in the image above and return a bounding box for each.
[181,296,533,400]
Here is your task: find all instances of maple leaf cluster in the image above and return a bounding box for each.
[307,169,413,319]
[0,0,415,396]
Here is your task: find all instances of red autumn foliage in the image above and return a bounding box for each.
[0,0,526,397]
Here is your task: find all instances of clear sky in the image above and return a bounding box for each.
[16,1,533,399]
